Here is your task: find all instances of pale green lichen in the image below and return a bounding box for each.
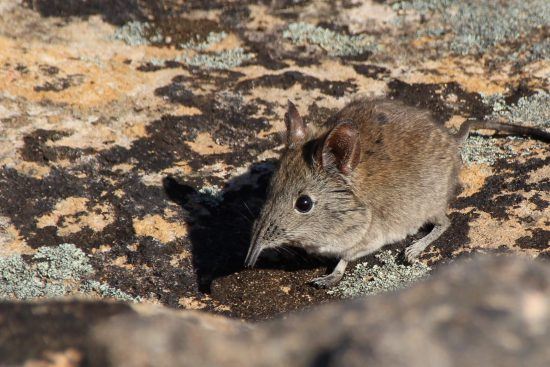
[81,280,141,303]
[148,58,167,67]
[34,243,94,281]
[448,1,549,55]
[178,48,254,69]
[328,250,431,298]
[526,38,550,62]
[0,255,46,299]
[395,0,550,58]
[144,33,235,68]
[460,91,548,165]
[460,136,516,165]
[180,31,228,50]
[198,185,224,207]
[113,21,162,46]
[0,243,139,302]
[492,92,550,129]
[283,22,375,57]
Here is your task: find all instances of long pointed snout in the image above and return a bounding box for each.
[244,241,263,268]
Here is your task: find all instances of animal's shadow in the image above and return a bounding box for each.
[163,161,328,293]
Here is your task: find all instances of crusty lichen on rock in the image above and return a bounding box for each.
[180,31,228,50]
[395,0,550,58]
[328,250,431,298]
[0,243,139,302]
[493,92,550,129]
[113,21,163,46]
[460,91,549,165]
[178,48,254,69]
[283,22,375,57]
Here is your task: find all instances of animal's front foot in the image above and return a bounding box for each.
[310,273,343,288]
[310,259,348,288]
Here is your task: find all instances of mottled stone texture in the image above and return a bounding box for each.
[0,0,549,321]
[87,257,550,367]
[1,256,549,366]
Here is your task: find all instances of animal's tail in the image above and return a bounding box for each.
[456,119,550,144]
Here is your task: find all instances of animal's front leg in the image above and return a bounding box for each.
[310,259,349,288]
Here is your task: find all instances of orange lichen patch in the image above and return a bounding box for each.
[127,243,139,252]
[527,163,550,186]
[170,251,191,266]
[235,64,279,81]
[36,198,114,237]
[133,215,188,243]
[458,164,492,197]
[399,57,510,94]
[523,60,550,83]
[0,41,134,106]
[208,33,242,52]
[37,197,88,228]
[198,162,232,179]
[0,29,183,109]
[63,203,115,237]
[38,114,150,152]
[246,4,287,30]
[463,210,546,256]
[112,255,134,270]
[178,296,207,310]
[215,304,232,312]
[256,149,282,162]
[186,132,232,155]
[242,83,343,138]
[139,172,164,187]
[163,161,194,175]
[11,161,51,179]
[163,207,180,219]
[281,286,291,294]
[411,35,436,48]
[445,115,466,131]
[298,59,388,97]
[112,163,134,173]
[173,105,203,116]
[0,216,34,256]
[47,124,116,150]
[338,0,395,32]
[91,245,112,254]
[124,123,148,139]
[23,348,82,367]
[505,191,549,226]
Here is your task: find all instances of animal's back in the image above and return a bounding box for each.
[329,98,461,240]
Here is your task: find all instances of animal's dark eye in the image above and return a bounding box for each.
[295,195,313,213]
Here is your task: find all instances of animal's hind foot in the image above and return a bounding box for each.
[404,245,422,263]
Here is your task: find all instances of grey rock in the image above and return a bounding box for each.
[88,256,550,367]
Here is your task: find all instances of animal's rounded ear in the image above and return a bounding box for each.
[285,100,307,147]
[318,120,361,175]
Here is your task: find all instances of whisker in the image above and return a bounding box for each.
[235,210,253,224]
[278,246,295,258]
[242,201,256,219]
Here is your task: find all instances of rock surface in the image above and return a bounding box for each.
[1,256,549,366]
[0,0,549,320]
[88,256,550,367]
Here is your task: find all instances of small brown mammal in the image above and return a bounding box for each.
[245,98,550,287]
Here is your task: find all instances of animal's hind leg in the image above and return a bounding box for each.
[405,214,450,262]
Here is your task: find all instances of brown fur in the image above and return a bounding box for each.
[329,99,460,260]
[245,97,544,287]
